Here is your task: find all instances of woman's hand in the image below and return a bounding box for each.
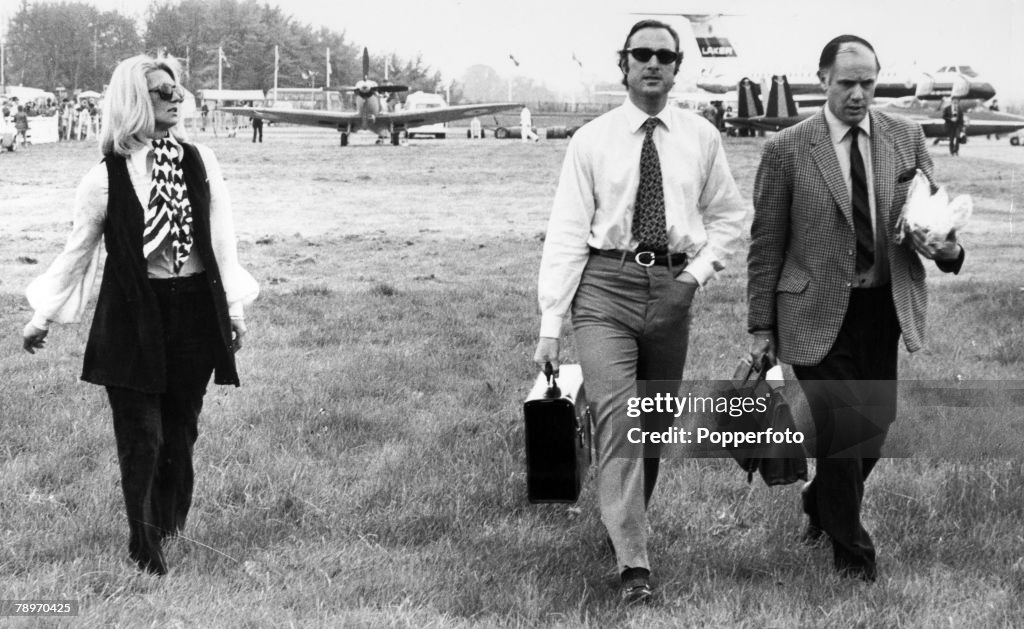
[231,320,247,352]
[22,323,49,354]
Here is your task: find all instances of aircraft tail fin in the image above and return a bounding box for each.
[765,75,799,118]
[737,77,763,118]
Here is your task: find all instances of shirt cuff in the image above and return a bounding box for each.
[30,313,52,331]
[539,313,564,339]
[682,255,717,287]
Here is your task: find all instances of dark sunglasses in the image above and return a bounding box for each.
[624,48,680,65]
[148,83,184,101]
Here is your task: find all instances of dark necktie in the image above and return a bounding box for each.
[632,117,669,251]
[144,138,194,274]
[848,126,874,272]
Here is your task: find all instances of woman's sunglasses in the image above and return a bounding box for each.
[623,48,680,65]
[149,83,185,102]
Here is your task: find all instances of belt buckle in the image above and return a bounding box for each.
[634,251,656,267]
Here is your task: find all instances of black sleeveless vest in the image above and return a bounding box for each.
[81,143,238,392]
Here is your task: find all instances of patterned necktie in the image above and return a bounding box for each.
[144,138,194,274]
[632,117,669,251]
[848,126,874,272]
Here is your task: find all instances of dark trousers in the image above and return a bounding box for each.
[252,124,263,143]
[106,274,219,574]
[792,284,900,579]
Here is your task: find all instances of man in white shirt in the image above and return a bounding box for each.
[520,106,538,142]
[534,19,745,603]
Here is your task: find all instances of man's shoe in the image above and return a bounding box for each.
[800,482,826,546]
[133,551,168,576]
[620,567,652,604]
[837,562,877,583]
[801,521,827,546]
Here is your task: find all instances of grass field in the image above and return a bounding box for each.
[1,126,1023,628]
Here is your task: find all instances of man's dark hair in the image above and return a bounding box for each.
[818,34,881,73]
[618,19,682,87]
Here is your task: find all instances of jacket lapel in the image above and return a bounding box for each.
[809,113,853,229]
[870,115,896,233]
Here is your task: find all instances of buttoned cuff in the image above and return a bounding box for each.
[540,313,565,339]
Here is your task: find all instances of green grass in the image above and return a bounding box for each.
[1,129,1022,627]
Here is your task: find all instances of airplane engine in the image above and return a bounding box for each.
[948,74,971,99]
[915,75,937,100]
[916,73,995,101]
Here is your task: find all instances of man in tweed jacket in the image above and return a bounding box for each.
[748,35,964,582]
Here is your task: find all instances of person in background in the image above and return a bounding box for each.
[13,105,30,147]
[251,114,263,143]
[21,53,259,576]
[520,106,539,142]
[942,99,964,156]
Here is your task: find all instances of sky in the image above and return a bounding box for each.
[4,0,1024,99]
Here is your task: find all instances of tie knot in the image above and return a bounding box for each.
[848,126,860,141]
[643,117,660,134]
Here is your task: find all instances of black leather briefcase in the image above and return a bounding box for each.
[523,363,592,503]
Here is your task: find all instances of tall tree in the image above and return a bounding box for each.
[6,1,142,92]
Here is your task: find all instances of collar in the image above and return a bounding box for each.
[824,105,871,145]
[129,133,181,174]
[623,98,673,133]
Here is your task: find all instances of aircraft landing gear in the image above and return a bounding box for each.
[340,132,349,147]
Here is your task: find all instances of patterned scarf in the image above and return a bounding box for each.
[143,138,193,274]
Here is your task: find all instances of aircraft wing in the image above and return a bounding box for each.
[220,107,361,128]
[381,103,521,127]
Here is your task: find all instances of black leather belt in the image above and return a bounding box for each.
[589,247,688,268]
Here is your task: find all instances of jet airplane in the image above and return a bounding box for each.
[222,48,520,146]
[724,75,1024,139]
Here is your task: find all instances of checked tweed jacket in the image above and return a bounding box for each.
[748,110,936,366]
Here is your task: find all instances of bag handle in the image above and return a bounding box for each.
[543,361,561,398]
[745,352,778,383]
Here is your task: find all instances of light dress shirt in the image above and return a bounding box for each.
[822,107,889,288]
[26,136,258,330]
[537,98,746,338]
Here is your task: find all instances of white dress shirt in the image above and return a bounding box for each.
[537,99,746,338]
[26,138,259,330]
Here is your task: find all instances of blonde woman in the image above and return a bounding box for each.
[22,54,258,575]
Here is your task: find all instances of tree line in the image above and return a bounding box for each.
[4,0,449,100]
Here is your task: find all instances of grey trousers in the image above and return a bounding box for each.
[571,254,694,573]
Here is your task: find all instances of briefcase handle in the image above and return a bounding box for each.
[543,361,562,398]
[738,352,775,385]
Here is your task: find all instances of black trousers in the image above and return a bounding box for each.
[105,274,219,575]
[792,284,900,579]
